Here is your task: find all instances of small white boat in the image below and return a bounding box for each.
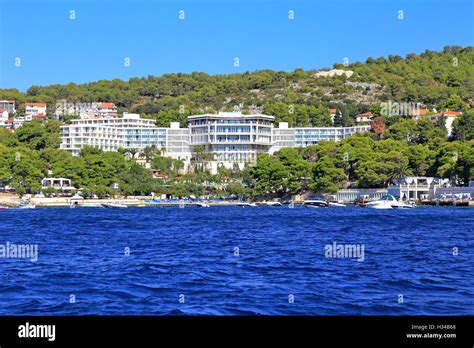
[369,203,393,210]
[304,195,329,208]
[367,195,417,209]
[238,202,257,207]
[266,201,282,206]
[79,203,103,208]
[328,201,346,207]
[102,203,128,208]
[196,202,210,208]
[391,201,416,209]
[366,195,396,209]
[17,204,36,209]
[306,204,328,208]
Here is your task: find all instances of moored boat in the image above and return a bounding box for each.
[368,203,392,209]
[17,204,36,209]
[366,195,396,209]
[79,203,103,208]
[367,195,417,209]
[266,201,282,206]
[102,203,128,208]
[391,201,416,209]
[328,201,346,207]
[304,195,329,208]
[196,202,210,208]
[238,202,257,207]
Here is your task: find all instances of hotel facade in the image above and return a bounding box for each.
[60,112,370,172]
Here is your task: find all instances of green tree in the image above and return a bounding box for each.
[451,109,474,141]
[140,145,160,163]
[309,157,345,193]
[14,119,61,150]
[250,154,289,196]
[440,94,466,110]
[387,118,418,142]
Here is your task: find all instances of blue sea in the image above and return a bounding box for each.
[0,206,472,315]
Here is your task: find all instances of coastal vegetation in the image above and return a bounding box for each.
[0,109,472,199]
[247,112,474,197]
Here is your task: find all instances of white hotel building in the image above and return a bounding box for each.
[60,113,191,162]
[60,112,370,172]
[188,113,274,162]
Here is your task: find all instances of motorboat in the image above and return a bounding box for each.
[70,202,103,208]
[102,203,128,208]
[391,201,416,209]
[366,195,396,209]
[79,203,103,208]
[367,195,417,209]
[328,201,346,207]
[304,195,329,208]
[366,195,395,209]
[325,195,346,207]
[17,204,36,209]
[266,201,282,206]
[196,202,210,208]
[238,202,257,207]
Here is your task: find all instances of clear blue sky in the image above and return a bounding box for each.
[0,0,473,91]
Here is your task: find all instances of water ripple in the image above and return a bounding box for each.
[0,206,472,315]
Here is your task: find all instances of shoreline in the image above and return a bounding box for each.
[1,193,473,208]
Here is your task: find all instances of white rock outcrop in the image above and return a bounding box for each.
[314,69,354,78]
